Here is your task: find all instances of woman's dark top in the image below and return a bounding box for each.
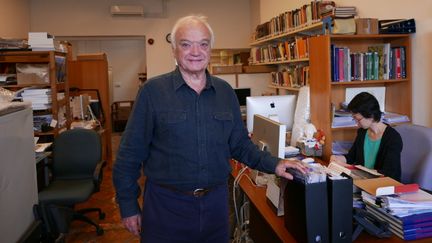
[344,125,402,181]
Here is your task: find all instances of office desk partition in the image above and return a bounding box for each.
[230,160,431,243]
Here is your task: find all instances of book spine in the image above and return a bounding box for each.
[395,47,401,79]
[331,44,335,81]
[334,46,339,81]
[400,46,406,78]
[338,48,344,81]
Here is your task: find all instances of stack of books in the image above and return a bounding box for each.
[333,6,357,18]
[21,88,52,110]
[331,140,353,155]
[28,32,55,51]
[356,177,432,240]
[332,116,356,128]
[382,112,410,124]
[33,114,53,132]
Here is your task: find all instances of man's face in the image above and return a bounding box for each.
[173,22,211,75]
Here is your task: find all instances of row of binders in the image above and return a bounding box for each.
[283,161,353,243]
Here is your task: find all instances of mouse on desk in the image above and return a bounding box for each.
[301,157,315,163]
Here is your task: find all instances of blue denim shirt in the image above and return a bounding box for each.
[113,67,279,218]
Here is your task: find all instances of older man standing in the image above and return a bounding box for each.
[113,15,307,242]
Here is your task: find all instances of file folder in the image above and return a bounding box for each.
[284,179,329,243]
[327,177,353,243]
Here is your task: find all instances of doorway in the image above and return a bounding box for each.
[58,36,146,104]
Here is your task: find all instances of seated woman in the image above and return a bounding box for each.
[330,92,402,181]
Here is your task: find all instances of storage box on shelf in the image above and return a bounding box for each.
[0,51,71,139]
[309,34,412,161]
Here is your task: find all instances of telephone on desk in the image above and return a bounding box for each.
[352,208,392,241]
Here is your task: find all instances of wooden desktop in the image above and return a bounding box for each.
[230,160,430,243]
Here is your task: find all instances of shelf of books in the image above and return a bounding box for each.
[0,51,71,141]
[309,34,412,160]
[249,1,330,94]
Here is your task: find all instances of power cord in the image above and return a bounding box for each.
[232,162,265,243]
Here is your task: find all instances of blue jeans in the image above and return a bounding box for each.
[141,181,229,243]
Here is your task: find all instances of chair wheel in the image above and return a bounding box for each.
[96,228,104,236]
[99,212,106,220]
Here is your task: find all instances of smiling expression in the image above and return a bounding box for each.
[173,21,211,75]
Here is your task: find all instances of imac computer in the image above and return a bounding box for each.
[251,114,286,159]
[246,95,297,133]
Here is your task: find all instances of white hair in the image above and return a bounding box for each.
[170,15,214,49]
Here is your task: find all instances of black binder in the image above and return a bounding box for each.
[327,177,353,243]
[379,19,416,34]
[284,180,329,243]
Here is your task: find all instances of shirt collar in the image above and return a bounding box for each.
[172,66,214,92]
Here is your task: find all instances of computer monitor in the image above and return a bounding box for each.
[234,88,251,106]
[251,114,286,159]
[246,95,297,133]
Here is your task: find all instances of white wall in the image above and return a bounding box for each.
[29,0,252,79]
[258,0,432,127]
[0,0,30,38]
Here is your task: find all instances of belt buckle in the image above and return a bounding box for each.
[193,188,207,197]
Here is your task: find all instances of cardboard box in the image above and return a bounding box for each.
[17,73,49,85]
[356,18,378,35]
[16,63,49,85]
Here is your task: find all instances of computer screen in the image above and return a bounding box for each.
[251,114,286,159]
[234,88,251,106]
[246,95,297,133]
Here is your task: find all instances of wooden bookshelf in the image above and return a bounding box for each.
[250,21,323,46]
[0,51,71,138]
[309,34,412,161]
[249,20,322,94]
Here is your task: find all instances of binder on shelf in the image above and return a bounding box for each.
[327,177,353,243]
[379,19,416,34]
[284,179,329,243]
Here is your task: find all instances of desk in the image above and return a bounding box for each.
[230,161,431,243]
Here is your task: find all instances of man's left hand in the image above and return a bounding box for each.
[275,159,308,180]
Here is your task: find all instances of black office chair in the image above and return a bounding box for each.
[38,129,106,236]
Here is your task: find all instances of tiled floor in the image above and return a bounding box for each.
[65,133,141,243]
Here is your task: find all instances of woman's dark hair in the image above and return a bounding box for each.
[348,92,382,122]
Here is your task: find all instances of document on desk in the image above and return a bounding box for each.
[287,162,327,184]
[35,142,52,152]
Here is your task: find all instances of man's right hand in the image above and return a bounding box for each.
[122,214,141,236]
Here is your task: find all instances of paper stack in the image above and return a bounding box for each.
[21,88,52,110]
[28,32,55,51]
[357,177,432,240]
[382,112,410,124]
[332,116,356,128]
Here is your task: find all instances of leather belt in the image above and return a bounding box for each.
[157,184,211,197]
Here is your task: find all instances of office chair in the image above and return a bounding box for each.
[394,124,432,191]
[38,129,106,236]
